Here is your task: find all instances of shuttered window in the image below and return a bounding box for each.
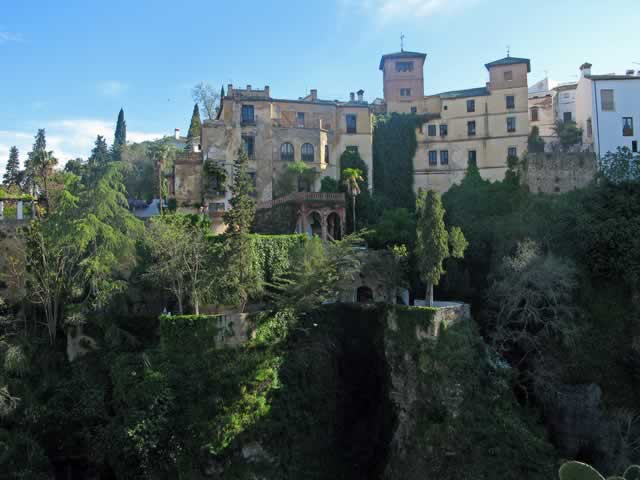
[601,89,615,111]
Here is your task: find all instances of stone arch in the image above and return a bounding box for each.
[356,285,374,303]
[326,211,342,241]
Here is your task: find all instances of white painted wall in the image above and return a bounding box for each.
[575,77,595,150]
[590,79,640,156]
[554,86,577,123]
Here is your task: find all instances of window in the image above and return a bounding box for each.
[467,99,475,112]
[623,117,634,136]
[297,112,305,128]
[208,202,225,212]
[601,89,615,111]
[241,135,255,159]
[633,140,638,153]
[531,107,539,122]
[301,143,314,162]
[395,61,414,72]
[427,125,437,137]
[280,142,294,161]
[508,147,517,158]
[439,124,448,137]
[587,118,593,138]
[506,95,515,109]
[440,150,449,166]
[400,88,411,97]
[504,70,513,81]
[346,146,359,154]
[563,112,573,123]
[507,117,516,133]
[410,106,417,114]
[468,150,477,167]
[346,114,357,134]
[241,105,255,123]
[324,144,329,164]
[428,150,437,166]
[467,121,476,136]
[248,172,257,196]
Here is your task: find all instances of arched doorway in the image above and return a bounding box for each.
[357,285,374,303]
[327,211,342,241]
[307,211,322,238]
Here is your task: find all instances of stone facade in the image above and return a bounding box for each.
[523,151,597,193]
[172,84,373,232]
[380,51,531,193]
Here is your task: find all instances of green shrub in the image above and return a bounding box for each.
[559,461,605,480]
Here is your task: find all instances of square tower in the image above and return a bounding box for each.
[379,51,426,113]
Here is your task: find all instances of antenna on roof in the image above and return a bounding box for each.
[506,45,510,58]
[400,33,405,52]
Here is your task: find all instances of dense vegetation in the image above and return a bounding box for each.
[2,110,640,478]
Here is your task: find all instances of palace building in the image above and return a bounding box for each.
[380,50,531,192]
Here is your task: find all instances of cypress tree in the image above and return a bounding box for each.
[112,108,127,161]
[185,104,202,152]
[22,129,47,194]
[224,148,255,234]
[3,146,20,186]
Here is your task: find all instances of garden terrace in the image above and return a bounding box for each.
[0,196,36,221]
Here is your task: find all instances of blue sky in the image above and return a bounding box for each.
[1,0,639,173]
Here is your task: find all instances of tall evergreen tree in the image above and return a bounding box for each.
[3,146,20,186]
[223,148,258,310]
[22,129,47,194]
[185,104,202,152]
[415,189,467,305]
[111,108,127,161]
[87,135,110,186]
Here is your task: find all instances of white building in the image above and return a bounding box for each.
[575,62,640,157]
[554,82,577,123]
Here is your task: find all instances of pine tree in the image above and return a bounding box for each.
[22,129,47,194]
[3,146,20,186]
[223,148,256,234]
[87,135,111,186]
[185,104,202,152]
[415,189,467,305]
[223,148,258,310]
[111,108,127,161]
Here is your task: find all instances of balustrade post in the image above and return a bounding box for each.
[32,201,36,218]
[16,201,23,220]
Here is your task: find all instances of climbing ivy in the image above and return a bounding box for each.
[372,113,426,211]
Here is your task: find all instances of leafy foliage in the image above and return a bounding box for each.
[2,146,21,187]
[599,147,640,184]
[528,126,546,153]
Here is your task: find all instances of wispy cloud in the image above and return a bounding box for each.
[98,80,128,97]
[0,120,164,175]
[339,0,480,24]
[0,31,22,43]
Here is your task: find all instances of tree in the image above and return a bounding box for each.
[145,215,216,314]
[366,207,416,249]
[86,135,111,186]
[222,149,259,310]
[553,120,583,151]
[191,82,219,120]
[528,126,545,153]
[342,168,363,233]
[320,177,339,193]
[148,140,174,213]
[2,146,20,186]
[22,129,53,198]
[111,108,127,162]
[599,147,640,184]
[31,148,58,209]
[415,189,467,305]
[185,103,202,152]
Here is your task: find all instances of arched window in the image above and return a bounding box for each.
[280,142,294,161]
[301,143,314,162]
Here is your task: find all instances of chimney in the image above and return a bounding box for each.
[246,84,252,91]
[580,62,592,77]
[227,84,233,96]
[626,69,635,76]
[349,92,355,102]
[310,89,318,101]
[357,89,364,102]
[174,128,180,140]
[265,85,270,97]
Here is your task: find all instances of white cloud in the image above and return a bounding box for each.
[0,120,163,176]
[98,80,128,97]
[0,31,22,43]
[340,0,480,23]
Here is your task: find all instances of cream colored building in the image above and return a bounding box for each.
[380,51,531,192]
[173,84,372,232]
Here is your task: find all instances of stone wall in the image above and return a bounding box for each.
[523,151,597,193]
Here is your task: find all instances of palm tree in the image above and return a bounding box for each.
[342,168,363,233]
[149,140,174,214]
